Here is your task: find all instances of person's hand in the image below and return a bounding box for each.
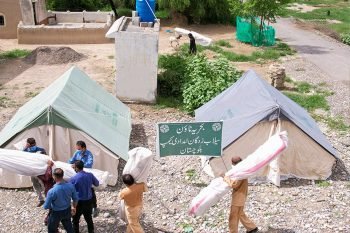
[223,176,231,184]
[47,160,54,167]
[71,207,76,216]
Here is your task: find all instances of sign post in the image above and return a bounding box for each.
[157,122,223,157]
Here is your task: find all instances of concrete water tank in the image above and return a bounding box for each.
[136,0,156,22]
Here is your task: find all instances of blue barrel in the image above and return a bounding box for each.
[136,0,156,22]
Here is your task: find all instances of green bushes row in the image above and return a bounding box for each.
[157,48,241,113]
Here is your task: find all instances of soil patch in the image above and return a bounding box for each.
[287,3,319,13]
[24,46,85,65]
[0,58,33,85]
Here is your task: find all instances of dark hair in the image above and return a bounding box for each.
[76,141,86,149]
[122,174,135,186]
[74,160,84,170]
[231,156,242,165]
[53,168,64,178]
[27,138,36,146]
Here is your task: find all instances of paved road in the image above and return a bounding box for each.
[273,18,350,82]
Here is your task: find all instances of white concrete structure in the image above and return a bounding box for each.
[106,16,160,103]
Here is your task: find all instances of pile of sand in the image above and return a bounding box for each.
[25,46,84,65]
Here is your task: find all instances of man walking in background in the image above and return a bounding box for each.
[70,160,99,233]
[43,168,78,233]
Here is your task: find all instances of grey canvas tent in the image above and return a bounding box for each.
[196,70,337,183]
[0,66,131,188]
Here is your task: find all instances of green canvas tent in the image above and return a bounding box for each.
[0,66,131,188]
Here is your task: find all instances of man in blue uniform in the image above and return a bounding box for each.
[68,140,98,216]
[70,161,99,233]
[43,168,78,233]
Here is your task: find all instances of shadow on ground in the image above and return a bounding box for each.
[262,227,295,233]
[130,123,149,149]
[0,58,34,85]
[329,158,350,181]
[292,45,330,55]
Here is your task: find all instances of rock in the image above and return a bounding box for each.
[103,212,110,218]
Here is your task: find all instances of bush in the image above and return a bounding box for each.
[157,53,188,98]
[341,33,350,45]
[182,55,241,113]
[155,10,170,19]
[117,8,132,17]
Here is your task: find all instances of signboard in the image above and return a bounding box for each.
[157,122,223,157]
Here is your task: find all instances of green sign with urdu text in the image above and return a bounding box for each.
[157,122,223,157]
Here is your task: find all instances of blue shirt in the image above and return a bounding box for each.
[23,146,46,154]
[68,150,94,168]
[43,181,78,211]
[70,171,99,201]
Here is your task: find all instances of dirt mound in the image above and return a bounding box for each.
[24,46,84,65]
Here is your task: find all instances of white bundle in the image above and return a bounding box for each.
[0,149,49,176]
[123,147,153,183]
[53,161,109,189]
[0,149,109,189]
[189,131,288,216]
[189,177,230,216]
[174,28,212,46]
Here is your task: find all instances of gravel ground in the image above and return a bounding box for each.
[0,56,349,233]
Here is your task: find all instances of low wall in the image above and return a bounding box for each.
[49,11,113,24]
[18,24,113,44]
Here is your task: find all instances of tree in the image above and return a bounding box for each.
[157,0,232,24]
[229,0,290,30]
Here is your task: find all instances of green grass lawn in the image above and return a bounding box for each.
[281,0,350,36]
[0,49,31,59]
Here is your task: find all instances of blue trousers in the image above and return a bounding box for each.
[48,207,73,233]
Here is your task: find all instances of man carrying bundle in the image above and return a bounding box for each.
[224,156,258,233]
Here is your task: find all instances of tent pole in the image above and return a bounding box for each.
[47,106,55,160]
[49,124,55,160]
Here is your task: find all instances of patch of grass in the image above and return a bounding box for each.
[23,82,32,85]
[285,76,294,83]
[283,92,330,111]
[206,42,295,62]
[0,96,10,107]
[296,81,312,93]
[323,116,350,132]
[25,91,39,98]
[215,40,233,48]
[107,55,114,59]
[178,222,194,233]
[185,169,196,180]
[281,6,350,37]
[0,49,31,59]
[316,180,331,188]
[154,96,183,110]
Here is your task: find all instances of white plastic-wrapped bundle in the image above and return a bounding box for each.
[189,177,230,216]
[189,131,288,216]
[225,131,288,180]
[0,149,49,176]
[0,149,109,189]
[118,200,128,223]
[123,147,153,183]
[53,161,109,189]
[174,28,212,46]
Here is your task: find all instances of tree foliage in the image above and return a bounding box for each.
[157,0,232,23]
[228,0,290,29]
